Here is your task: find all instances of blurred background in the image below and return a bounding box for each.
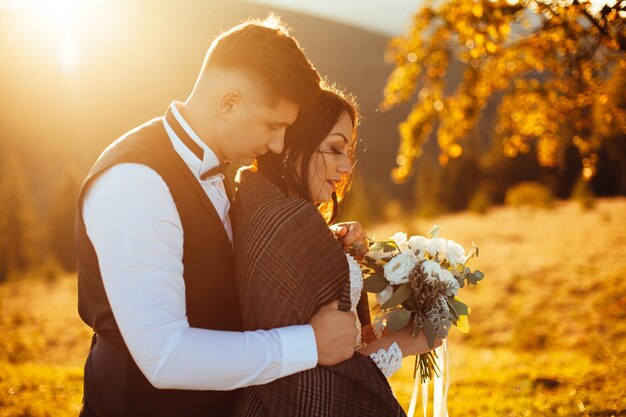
[0,0,624,415]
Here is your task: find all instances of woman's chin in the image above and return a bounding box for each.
[315,193,332,205]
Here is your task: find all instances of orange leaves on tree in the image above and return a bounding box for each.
[382,0,626,183]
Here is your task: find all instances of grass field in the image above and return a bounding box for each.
[1,198,625,416]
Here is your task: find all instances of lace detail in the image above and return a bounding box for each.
[345,253,363,310]
[345,253,364,348]
[369,341,403,378]
[345,253,403,377]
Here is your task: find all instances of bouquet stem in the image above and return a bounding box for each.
[413,350,442,383]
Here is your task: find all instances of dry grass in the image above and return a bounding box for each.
[0,274,90,416]
[0,198,625,416]
[379,198,626,416]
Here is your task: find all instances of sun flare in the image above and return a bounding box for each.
[3,0,84,72]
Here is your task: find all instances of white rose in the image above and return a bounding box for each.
[445,240,466,267]
[376,285,394,305]
[390,232,410,252]
[408,235,428,259]
[383,251,417,285]
[426,238,447,257]
[438,268,460,296]
[421,260,442,284]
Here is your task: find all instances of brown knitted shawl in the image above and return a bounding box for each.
[232,170,406,417]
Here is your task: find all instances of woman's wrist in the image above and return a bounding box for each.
[356,336,395,356]
[358,325,438,358]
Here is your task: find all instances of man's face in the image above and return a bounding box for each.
[222,90,299,166]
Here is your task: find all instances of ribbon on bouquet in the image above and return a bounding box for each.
[407,340,450,417]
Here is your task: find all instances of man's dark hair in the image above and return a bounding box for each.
[204,15,321,107]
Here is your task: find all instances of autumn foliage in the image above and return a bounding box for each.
[382,0,626,183]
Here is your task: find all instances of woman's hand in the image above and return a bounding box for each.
[330,221,368,256]
[358,325,442,358]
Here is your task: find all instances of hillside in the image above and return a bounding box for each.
[0,0,413,212]
[1,198,625,415]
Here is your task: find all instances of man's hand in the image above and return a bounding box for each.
[309,300,358,366]
[330,221,368,255]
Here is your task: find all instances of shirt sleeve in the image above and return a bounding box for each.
[82,163,318,390]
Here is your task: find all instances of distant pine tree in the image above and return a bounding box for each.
[47,168,81,271]
[592,65,626,196]
[0,154,39,281]
[413,155,443,217]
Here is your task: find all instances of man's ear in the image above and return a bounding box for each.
[217,90,240,118]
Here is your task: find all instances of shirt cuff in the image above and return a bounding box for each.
[276,324,318,378]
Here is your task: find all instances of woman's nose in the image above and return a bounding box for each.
[337,158,353,174]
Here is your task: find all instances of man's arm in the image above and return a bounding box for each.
[83,164,355,390]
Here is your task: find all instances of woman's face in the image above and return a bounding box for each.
[307,111,354,204]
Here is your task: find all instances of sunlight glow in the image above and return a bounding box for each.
[4,0,82,72]
[61,39,78,72]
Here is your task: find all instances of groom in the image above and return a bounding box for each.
[76,17,360,417]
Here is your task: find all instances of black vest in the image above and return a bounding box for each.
[75,118,242,417]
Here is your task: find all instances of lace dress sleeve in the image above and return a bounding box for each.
[345,253,403,378]
[368,342,403,378]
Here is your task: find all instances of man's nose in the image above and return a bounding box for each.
[267,132,285,154]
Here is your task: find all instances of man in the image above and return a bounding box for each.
[76,17,360,417]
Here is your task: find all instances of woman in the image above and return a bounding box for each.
[233,88,433,416]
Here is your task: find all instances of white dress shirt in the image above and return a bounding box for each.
[82,102,318,390]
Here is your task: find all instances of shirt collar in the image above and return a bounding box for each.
[163,101,221,179]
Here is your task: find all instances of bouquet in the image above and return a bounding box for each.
[358,225,484,383]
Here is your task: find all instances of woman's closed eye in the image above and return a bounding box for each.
[331,148,347,157]
[320,147,348,157]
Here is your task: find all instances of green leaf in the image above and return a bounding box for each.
[381,283,412,310]
[386,309,411,332]
[422,319,437,349]
[467,269,485,286]
[401,295,417,311]
[412,315,420,337]
[383,243,396,252]
[447,299,459,321]
[363,274,389,293]
[447,297,469,317]
[369,242,386,252]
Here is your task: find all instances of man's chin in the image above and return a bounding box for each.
[235,156,256,166]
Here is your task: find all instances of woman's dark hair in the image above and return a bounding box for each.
[254,86,360,224]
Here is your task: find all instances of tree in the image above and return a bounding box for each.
[0,154,39,280]
[591,64,626,194]
[411,138,482,214]
[382,0,626,183]
[47,168,82,271]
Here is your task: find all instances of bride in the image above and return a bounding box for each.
[233,87,438,416]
